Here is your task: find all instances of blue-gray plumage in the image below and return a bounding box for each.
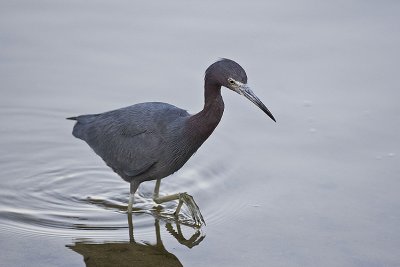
[67,58,275,226]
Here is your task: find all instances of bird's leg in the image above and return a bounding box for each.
[153,179,205,226]
[175,198,184,215]
[128,194,133,214]
[153,178,161,199]
[128,181,139,214]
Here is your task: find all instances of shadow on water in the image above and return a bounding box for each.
[67,213,205,267]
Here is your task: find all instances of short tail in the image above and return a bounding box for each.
[66,117,77,120]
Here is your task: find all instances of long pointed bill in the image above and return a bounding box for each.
[238,85,276,122]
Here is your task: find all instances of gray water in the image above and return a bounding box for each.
[1,1,400,266]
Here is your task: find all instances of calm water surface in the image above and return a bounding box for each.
[1,1,400,266]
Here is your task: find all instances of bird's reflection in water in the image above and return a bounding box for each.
[67,212,205,267]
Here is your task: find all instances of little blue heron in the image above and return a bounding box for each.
[67,58,275,226]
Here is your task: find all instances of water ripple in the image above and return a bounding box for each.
[0,106,240,240]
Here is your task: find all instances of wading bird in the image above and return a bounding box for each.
[68,58,276,226]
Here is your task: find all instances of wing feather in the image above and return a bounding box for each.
[71,102,189,179]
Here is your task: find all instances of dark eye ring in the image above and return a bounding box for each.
[229,79,235,84]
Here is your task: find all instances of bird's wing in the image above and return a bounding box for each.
[73,103,189,178]
[96,128,162,177]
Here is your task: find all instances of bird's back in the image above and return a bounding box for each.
[71,102,188,139]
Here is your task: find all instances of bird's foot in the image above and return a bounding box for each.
[174,192,205,227]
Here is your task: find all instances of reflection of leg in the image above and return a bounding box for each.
[127,212,134,243]
[128,181,139,214]
[166,221,205,248]
[153,179,205,226]
[154,218,163,247]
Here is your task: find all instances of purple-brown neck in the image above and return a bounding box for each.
[186,79,225,142]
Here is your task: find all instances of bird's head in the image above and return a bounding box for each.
[205,58,276,122]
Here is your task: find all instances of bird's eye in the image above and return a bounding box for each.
[228,79,235,85]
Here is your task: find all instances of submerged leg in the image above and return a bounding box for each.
[153,179,205,226]
[128,181,139,214]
